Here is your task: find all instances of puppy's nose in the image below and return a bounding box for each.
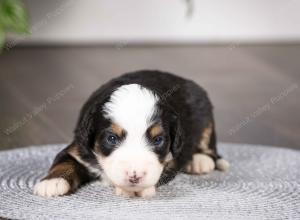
[126,171,146,184]
[129,175,141,184]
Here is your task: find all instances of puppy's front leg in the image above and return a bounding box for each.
[34,145,93,197]
[115,187,136,198]
[136,186,156,198]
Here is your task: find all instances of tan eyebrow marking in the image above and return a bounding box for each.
[111,123,124,137]
[149,124,164,137]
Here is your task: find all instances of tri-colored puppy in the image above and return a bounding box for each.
[34,70,229,198]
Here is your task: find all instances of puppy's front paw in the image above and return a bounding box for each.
[137,186,156,198]
[33,178,71,197]
[115,187,135,198]
[216,158,230,171]
[184,153,215,175]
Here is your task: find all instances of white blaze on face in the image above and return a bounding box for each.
[101,84,163,190]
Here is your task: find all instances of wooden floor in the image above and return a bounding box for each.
[0,45,299,151]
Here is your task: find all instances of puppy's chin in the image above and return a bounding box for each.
[116,185,148,192]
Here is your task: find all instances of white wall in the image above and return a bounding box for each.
[20,0,300,44]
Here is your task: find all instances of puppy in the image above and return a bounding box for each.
[34,70,229,198]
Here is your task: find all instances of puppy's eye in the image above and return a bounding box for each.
[107,134,118,145]
[153,136,164,146]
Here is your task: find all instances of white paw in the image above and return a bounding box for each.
[137,186,156,198]
[115,187,135,198]
[185,154,215,174]
[33,178,71,197]
[216,158,230,171]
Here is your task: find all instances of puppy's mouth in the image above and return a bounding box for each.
[127,181,139,187]
[123,179,146,189]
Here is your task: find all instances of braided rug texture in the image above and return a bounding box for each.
[0,143,299,220]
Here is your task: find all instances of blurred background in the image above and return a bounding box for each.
[0,0,299,151]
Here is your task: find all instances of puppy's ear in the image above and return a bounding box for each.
[169,113,183,159]
[74,102,99,149]
[73,84,114,149]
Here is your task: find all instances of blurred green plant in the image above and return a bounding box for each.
[0,0,29,50]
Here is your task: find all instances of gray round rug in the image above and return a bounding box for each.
[0,143,299,220]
